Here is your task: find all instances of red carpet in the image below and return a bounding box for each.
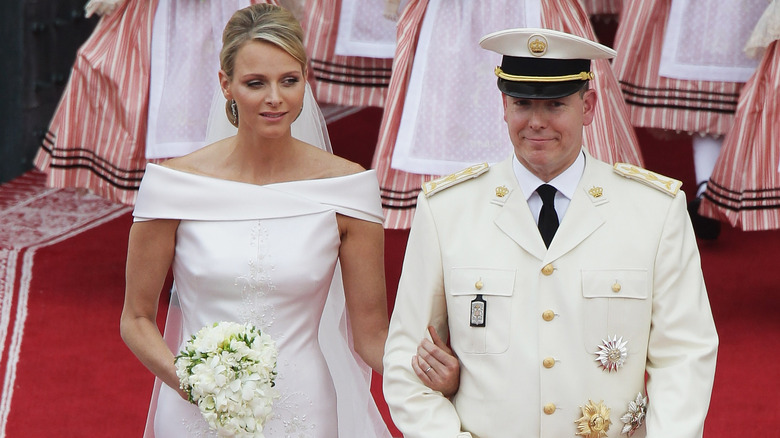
[700,226,780,436]
[0,175,136,437]
[0,108,778,437]
[3,212,145,437]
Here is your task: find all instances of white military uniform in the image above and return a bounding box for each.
[383,151,718,438]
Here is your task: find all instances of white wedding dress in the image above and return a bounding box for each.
[133,164,390,437]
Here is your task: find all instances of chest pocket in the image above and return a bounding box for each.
[581,268,650,352]
[449,268,515,354]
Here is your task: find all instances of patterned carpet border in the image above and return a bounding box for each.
[0,172,131,437]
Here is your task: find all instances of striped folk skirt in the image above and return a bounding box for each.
[34,0,159,205]
[611,0,742,136]
[301,0,393,108]
[700,41,780,230]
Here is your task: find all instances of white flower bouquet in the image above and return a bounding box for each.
[175,321,279,437]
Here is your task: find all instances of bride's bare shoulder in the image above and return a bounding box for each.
[300,141,365,178]
[160,140,229,175]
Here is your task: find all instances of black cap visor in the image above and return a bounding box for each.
[498,78,587,99]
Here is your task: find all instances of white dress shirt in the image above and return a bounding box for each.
[512,150,585,225]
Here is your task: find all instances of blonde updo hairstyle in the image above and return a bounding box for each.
[220,4,307,80]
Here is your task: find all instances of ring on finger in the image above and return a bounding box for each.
[424,366,432,373]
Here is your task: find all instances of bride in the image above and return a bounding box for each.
[120,4,457,437]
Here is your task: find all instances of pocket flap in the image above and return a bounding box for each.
[450,268,516,296]
[581,268,648,299]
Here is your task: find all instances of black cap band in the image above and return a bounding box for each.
[500,56,590,79]
[497,56,591,98]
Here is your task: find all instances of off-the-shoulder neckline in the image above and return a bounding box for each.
[147,163,375,189]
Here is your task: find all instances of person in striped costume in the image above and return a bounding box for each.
[611,0,767,238]
[699,1,780,231]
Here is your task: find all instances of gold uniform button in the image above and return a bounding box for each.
[542,310,555,321]
[543,403,556,415]
[475,280,483,290]
[612,282,622,293]
[541,264,554,276]
[543,357,555,368]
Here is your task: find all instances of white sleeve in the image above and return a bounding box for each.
[383,194,465,438]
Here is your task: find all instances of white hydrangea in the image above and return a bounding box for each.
[175,321,279,437]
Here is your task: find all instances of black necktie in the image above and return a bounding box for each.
[536,184,559,248]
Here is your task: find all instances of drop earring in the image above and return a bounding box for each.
[225,99,239,127]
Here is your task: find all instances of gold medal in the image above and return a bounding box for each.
[575,400,611,438]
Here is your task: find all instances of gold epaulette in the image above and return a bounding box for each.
[422,163,490,197]
[613,163,682,197]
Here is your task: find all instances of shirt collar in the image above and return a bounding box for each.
[513,149,585,201]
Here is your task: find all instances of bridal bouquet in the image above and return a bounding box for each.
[175,321,279,437]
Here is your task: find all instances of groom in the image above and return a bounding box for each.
[383,28,718,438]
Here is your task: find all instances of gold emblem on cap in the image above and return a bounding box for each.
[527,34,548,57]
[588,186,603,198]
[495,185,509,197]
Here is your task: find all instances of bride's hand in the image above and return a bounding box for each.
[411,326,460,397]
[177,386,190,402]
